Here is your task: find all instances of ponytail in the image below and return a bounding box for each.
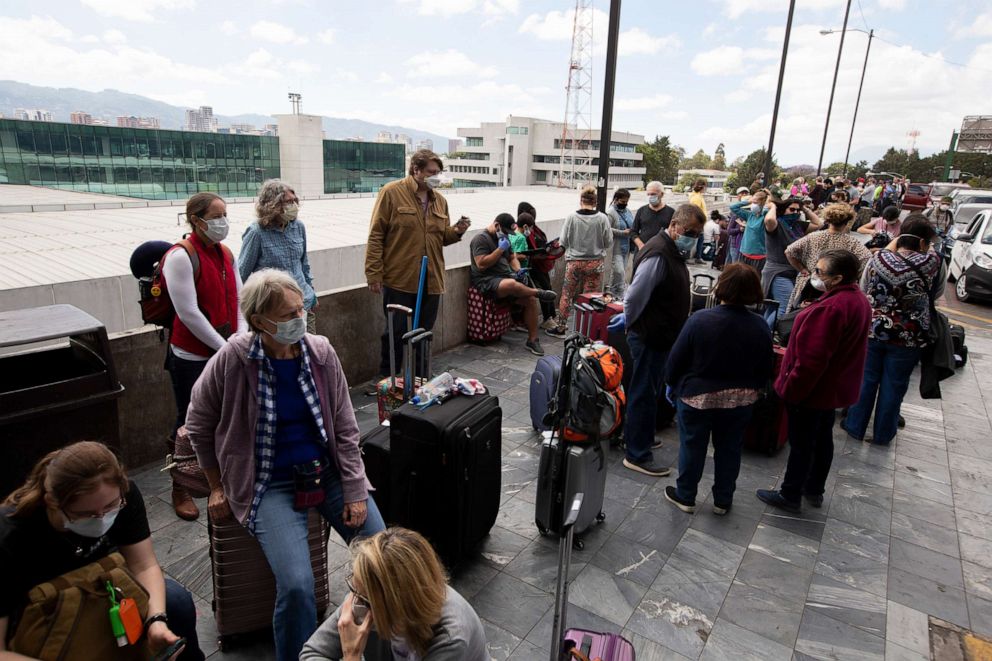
[3,441,127,519]
[895,234,925,252]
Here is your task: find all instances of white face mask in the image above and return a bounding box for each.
[63,507,121,538]
[750,203,762,214]
[648,194,661,206]
[425,175,443,189]
[810,275,827,291]
[282,203,299,222]
[264,315,307,344]
[203,216,230,242]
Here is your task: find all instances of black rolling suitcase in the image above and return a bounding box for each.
[389,393,502,568]
[359,425,391,522]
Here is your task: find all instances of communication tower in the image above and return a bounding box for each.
[556,0,594,188]
[907,129,920,154]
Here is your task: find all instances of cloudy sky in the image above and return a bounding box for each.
[1,0,990,165]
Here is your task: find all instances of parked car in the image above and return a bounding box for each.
[901,183,932,210]
[948,208,992,302]
[929,182,970,207]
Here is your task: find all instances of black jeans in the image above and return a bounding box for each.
[780,405,836,502]
[166,577,205,660]
[166,347,208,442]
[379,287,440,378]
[529,267,556,321]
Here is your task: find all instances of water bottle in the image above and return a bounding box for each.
[412,372,455,405]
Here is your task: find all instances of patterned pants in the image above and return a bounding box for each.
[557,258,604,330]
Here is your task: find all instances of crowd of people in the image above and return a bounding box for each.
[0,147,951,661]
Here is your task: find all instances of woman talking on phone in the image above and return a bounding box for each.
[300,528,487,661]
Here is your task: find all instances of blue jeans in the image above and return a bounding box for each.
[764,274,795,328]
[165,577,205,661]
[844,339,921,446]
[253,475,386,661]
[608,252,629,298]
[675,401,754,505]
[623,331,668,463]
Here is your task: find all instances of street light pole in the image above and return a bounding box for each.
[765,0,796,184]
[842,29,873,179]
[596,0,621,212]
[817,0,852,176]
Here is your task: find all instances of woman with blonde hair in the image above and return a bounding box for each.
[784,203,872,312]
[239,179,319,332]
[0,441,204,660]
[546,184,613,338]
[301,527,487,661]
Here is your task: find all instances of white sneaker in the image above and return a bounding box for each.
[540,318,558,330]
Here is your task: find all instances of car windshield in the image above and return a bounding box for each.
[932,184,962,197]
[908,185,928,195]
[961,196,992,205]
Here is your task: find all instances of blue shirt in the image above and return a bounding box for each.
[608,205,634,257]
[239,220,317,309]
[270,356,326,481]
[731,201,769,257]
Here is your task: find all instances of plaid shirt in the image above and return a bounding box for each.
[245,334,329,532]
[239,220,316,309]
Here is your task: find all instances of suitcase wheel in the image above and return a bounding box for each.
[537,526,549,536]
[596,511,606,523]
[573,537,584,550]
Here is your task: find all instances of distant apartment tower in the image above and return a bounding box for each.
[229,123,256,134]
[263,124,279,136]
[376,130,393,143]
[445,115,645,188]
[184,106,217,132]
[416,139,434,152]
[448,138,463,155]
[14,108,54,122]
[396,133,413,154]
[70,111,93,125]
[117,116,161,129]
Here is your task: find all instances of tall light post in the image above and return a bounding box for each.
[765,0,796,183]
[821,27,873,179]
[817,0,852,176]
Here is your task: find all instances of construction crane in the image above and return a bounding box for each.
[556,0,594,188]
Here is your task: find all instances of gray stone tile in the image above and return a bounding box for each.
[889,539,964,589]
[449,559,499,601]
[828,495,892,535]
[166,546,212,604]
[813,543,888,598]
[653,552,734,589]
[567,564,649,628]
[805,574,887,638]
[622,631,693,660]
[736,550,814,606]
[893,469,953,502]
[749,522,821,570]
[603,473,652,508]
[477,525,532,569]
[794,608,885,661]
[504,537,587,594]
[493,497,541,541]
[952,487,992,517]
[718,580,804,648]
[671,528,747,578]
[956,508,992,542]
[822,518,890,563]
[193,596,220,659]
[688,505,761,547]
[614,505,691,555]
[626,578,732,659]
[895,456,952,487]
[589,535,668,588]
[700,617,794,661]
[887,567,970,629]
[891,490,956,531]
[525,602,619,651]
[131,463,174,498]
[896,438,949,467]
[884,600,930,658]
[506,639,546,661]
[963,560,992,601]
[968,592,992,639]
[890,512,960,557]
[834,460,895,490]
[152,518,209,569]
[471,573,553,638]
[760,510,827,543]
[482,619,522,661]
[959,531,992,571]
[884,641,929,661]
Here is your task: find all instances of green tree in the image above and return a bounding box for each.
[636,135,681,186]
[725,148,779,192]
[712,143,727,171]
[681,148,712,170]
[674,171,702,193]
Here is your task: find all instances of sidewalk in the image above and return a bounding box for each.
[131,318,992,660]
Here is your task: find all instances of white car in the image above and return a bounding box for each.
[948,208,992,302]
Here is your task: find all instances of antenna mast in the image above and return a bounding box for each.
[557,0,594,188]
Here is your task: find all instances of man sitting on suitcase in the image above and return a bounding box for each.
[470,213,558,356]
[608,204,705,476]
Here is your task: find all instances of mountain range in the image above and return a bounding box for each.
[0,80,452,148]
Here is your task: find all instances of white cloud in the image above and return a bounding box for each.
[288,60,319,75]
[702,22,719,38]
[249,20,309,45]
[316,29,335,44]
[519,8,607,41]
[719,0,845,19]
[658,110,689,121]
[617,28,679,56]
[79,0,195,22]
[334,68,359,82]
[691,45,777,76]
[80,34,101,44]
[405,49,497,79]
[102,29,127,44]
[245,49,274,68]
[957,11,992,38]
[397,0,477,17]
[616,94,673,111]
[483,0,519,16]
[220,20,238,36]
[375,72,395,84]
[877,0,906,8]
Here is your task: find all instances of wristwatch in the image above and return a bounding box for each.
[145,612,169,628]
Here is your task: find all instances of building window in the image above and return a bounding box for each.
[506,126,529,135]
[465,137,483,147]
[535,170,547,182]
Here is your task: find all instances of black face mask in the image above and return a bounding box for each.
[616,203,627,209]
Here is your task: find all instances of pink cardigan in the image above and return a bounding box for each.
[185,333,371,526]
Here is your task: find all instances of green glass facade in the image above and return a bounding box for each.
[0,119,280,200]
[322,140,405,194]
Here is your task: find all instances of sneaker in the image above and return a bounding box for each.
[804,493,824,508]
[537,289,558,302]
[510,324,528,333]
[712,502,732,516]
[540,318,558,330]
[651,438,664,449]
[622,457,672,477]
[898,414,906,429]
[664,486,695,513]
[756,488,801,513]
[525,339,545,356]
[545,326,568,338]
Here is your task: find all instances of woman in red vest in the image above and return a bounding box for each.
[163,192,246,520]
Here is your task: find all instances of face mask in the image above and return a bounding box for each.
[674,233,697,257]
[282,203,299,222]
[202,216,229,242]
[263,315,306,345]
[781,213,800,224]
[425,175,442,189]
[648,195,660,206]
[810,275,827,291]
[63,508,120,538]
[750,203,762,214]
[616,203,627,209]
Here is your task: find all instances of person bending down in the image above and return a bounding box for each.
[301,527,488,661]
[470,213,557,356]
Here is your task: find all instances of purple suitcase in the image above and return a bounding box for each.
[529,355,562,431]
[563,629,636,660]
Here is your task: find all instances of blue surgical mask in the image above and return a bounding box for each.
[264,315,307,345]
[750,203,762,214]
[674,234,697,257]
[648,195,661,206]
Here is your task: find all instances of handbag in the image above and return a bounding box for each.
[894,253,955,398]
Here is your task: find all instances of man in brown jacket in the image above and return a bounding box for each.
[365,149,470,376]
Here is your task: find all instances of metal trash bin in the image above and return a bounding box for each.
[0,304,125,498]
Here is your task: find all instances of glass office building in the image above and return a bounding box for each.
[322,140,404,194]
[0,119,280,200]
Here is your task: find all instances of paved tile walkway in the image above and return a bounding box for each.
[131,317,992,660]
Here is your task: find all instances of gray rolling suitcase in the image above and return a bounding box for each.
[534,434,607,549]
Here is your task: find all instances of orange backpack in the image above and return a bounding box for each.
[557,342,626,443]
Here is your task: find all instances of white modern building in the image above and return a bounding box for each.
[677,168,732,191]
[14,108,54,122]
[184,106,217,132]
[445,115,646,189]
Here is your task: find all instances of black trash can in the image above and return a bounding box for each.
[0,304,125,498]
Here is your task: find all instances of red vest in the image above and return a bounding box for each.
[168,233,239,357]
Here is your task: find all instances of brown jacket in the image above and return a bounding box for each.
[365,176,463,294]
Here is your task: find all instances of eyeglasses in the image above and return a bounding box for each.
[787,206,801,213]
[345,575,370,610]
[61,494,126,522]
[813,267,831,277]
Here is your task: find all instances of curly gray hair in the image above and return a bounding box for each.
[255,179,296,229]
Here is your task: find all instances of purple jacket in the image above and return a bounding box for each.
[186,333,370,526]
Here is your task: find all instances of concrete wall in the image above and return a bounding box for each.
[275,113,325,197]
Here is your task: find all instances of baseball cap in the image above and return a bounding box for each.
[736,186,750,195]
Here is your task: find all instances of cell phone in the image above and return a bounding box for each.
[152,637,186,661]
[352,597,369,625]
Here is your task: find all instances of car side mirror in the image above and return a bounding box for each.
[957,233,974,243]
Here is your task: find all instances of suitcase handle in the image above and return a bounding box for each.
[550,493,584,661]
[386,305,414,389]
[403,330,433,400]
